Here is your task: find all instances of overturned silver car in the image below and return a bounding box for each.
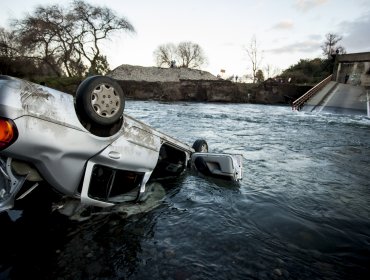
[0,75,242,212]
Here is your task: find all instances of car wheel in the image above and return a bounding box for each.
[75,76,125,126]
[192,139,208,152]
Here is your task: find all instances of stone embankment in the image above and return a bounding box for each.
[108,65,311,104]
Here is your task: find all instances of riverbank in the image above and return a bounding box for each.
[30,65,312,105]
[107,65,311,104]
[113,79,311,104]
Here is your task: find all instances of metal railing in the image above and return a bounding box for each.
[292,74,333,111]
[367,90,369,118]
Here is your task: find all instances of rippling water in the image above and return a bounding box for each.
[1,101,369,280]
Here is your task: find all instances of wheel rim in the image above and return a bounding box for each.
[91,84,121,118]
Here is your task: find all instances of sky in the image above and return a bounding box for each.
[1,0,370,79]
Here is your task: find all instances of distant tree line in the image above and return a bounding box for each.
[243,33,346,85]
[276,33,345,85]
[277,58,333,84]
[0,0,134,78]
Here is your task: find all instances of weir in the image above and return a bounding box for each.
[292,52,370,116]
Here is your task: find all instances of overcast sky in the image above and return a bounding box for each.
[1,0,369,78]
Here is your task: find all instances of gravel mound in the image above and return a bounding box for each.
[108,64,218,82]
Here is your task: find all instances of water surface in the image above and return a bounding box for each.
[1,102,369,280]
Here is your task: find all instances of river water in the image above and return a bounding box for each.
[1,101,369,280]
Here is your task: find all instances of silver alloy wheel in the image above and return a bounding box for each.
[91,84,121,118]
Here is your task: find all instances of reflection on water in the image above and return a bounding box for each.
[1,102,369,279]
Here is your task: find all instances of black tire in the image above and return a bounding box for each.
[75,76,125,126]
[192,139,208,152]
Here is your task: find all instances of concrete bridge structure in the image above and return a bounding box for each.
[292,52,370,116]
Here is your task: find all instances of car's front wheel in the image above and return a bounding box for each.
[75,75,125,126]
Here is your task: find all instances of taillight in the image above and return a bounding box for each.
[0,117,18,150]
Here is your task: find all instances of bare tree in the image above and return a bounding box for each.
[72,0,135,75]
[153,43,177,67]
[12,0,135,77]
[0,28,18,74]
[0,27,43,76]
[13,5,74,76]
[244,35,263,83]
[321,33,346,58]
[264,64,281,79]
[153,41,207,69]
[0,28,19,57]
[177,41,206,69]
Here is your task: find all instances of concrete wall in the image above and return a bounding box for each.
[333,52,370,87]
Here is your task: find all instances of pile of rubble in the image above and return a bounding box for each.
[108,64,218,82]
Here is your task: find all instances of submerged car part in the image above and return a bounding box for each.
[192,139,209,152]
[191,153,243,181]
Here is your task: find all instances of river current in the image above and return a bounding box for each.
[1,101,369,279]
